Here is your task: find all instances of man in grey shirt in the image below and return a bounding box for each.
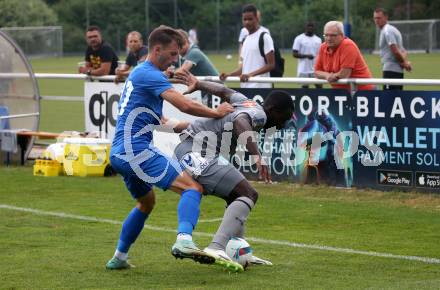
[374,8,412,90]
[171,69,294,269]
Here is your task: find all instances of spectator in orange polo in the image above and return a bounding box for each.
[315,21,375,91]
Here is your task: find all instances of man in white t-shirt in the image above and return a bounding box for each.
[237,9,270,62]
[292,22,322,88]
[221,4,275,88]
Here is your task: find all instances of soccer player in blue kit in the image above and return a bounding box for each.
[106,26,235,270]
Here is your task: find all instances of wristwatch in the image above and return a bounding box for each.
[86,68,92,75]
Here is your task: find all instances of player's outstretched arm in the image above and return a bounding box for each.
[161,88,234,119]
[158,116,190,133]
[195,81,235,103]
[234,114,272,183]
[174,69,236,103]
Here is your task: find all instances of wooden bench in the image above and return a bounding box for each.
[12,131,61,165]
[19,131,98,164]
[3,130,93,165]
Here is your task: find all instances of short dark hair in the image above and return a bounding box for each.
[86,25,101,33]
[242,4,258,15]
[374,7,388,16]
[148,25,184,51]
[264,90,294,112]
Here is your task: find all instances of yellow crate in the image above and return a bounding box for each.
[33,159,63,177]
[63,138,111,177]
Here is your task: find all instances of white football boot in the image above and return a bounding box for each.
[203,247,244,272]
[249,255,273,266]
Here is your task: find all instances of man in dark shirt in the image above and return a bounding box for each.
[115,31,148,82]
[78,25,118,76]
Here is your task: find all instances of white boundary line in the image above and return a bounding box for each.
[1,204,439,265]
[199,217,223,223]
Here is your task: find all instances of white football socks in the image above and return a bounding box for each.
[177,233,193,241]
[114,250,128,261]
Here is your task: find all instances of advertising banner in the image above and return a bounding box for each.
[84,82,202,155]
[83,81,440,191]
[352,90,440,191]
[212,88,353,186]
[84,82,121,139]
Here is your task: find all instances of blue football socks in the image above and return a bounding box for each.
[116,207,149,254]
[177,189,202,235]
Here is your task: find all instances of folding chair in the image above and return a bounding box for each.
[0,106,11,165]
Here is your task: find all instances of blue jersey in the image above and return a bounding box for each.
[112,61,172,155]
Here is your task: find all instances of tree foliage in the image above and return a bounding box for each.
[0,0,57,27]
[2,0,438,52]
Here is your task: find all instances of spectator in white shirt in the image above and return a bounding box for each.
[292,22,322,88]
[221,4,275,88]
[237,10,270,63]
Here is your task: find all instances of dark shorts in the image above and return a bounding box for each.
[174,140,245,199]
[383,71,404,90]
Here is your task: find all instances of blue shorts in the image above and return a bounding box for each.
[110,146,183,199]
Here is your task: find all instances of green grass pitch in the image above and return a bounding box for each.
[1,53,439,288]
[1,167,440,289]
